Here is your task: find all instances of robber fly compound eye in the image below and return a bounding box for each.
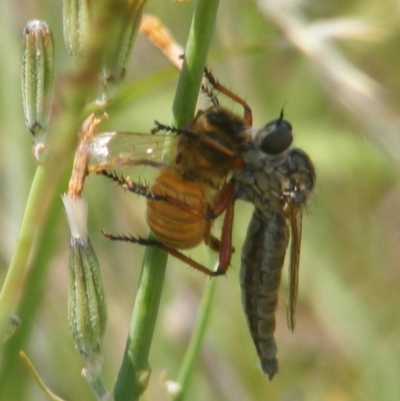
[260,118,293,155]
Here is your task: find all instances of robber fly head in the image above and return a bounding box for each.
[255,109,293,155]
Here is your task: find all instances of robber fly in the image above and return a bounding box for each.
[87,69,252,275]
[233,111,316,379]
[85,70,315,379]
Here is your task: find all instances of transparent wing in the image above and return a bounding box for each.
[87,132,176,172]
[287,205,302,331]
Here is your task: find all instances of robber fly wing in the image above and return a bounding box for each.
[287,205,302,332]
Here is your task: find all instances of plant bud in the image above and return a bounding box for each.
[63,0,91,60]
[62,194,107,359]
[98,0,147,103]
[20,20,55,162]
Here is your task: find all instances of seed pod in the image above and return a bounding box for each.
[98,0,146,103]
[20,20,55,162]
[62,195,107,359]
[62,0,91,60]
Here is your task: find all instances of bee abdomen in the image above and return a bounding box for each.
[240,210,290,379]
[147,168,210,249]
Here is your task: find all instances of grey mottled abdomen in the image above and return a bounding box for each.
[240,209,290,380]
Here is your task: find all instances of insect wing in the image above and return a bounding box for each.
[87,131,174,173]
[287,205,302,331]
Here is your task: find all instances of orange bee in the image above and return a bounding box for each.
[88,69,252,274]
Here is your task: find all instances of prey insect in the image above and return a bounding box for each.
[88,69,252,275]
[233,111,316,379]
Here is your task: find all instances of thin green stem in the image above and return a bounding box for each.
[172,0,220,127]
[172,277,217,401]
[0,174,65,399]
[0,162,66,343]
[113,0,220,399]
[113,248,168,400]
[0,167,44,339]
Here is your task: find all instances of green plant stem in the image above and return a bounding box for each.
[0,175,65,400]
[172,277,217,401]
[172,0,220,127]
[0,166,44,329]
[113,247,168,401]
[0,164,62,343]
[113,0,220,400]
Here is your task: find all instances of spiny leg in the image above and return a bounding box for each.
[150,121,237,159]
[200,74,220,107]
[102,231,225,276]
[201,183,236,272]
[102,198,235,275]
[206,198,235,273]
[204,68,252,126]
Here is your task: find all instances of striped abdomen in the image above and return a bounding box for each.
[240,208,290,380]
[147,168,212,250]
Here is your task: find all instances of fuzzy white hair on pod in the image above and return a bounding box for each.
[62,194,88,240]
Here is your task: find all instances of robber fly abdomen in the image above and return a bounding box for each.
[240,208,290,378]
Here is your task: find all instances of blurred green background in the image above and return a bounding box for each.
[1,0,400,400]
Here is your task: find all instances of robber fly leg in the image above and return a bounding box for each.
[204,68,252,126]
[206,181,236,220]
[200,181,236,274]
[204,199,235,274]
[102,231,224,276]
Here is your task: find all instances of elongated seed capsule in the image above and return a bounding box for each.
[68,235,107,358]
[98,0,146,103]
[62,195,107,360]
[63,0,91,60]
[20,20,55,162]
